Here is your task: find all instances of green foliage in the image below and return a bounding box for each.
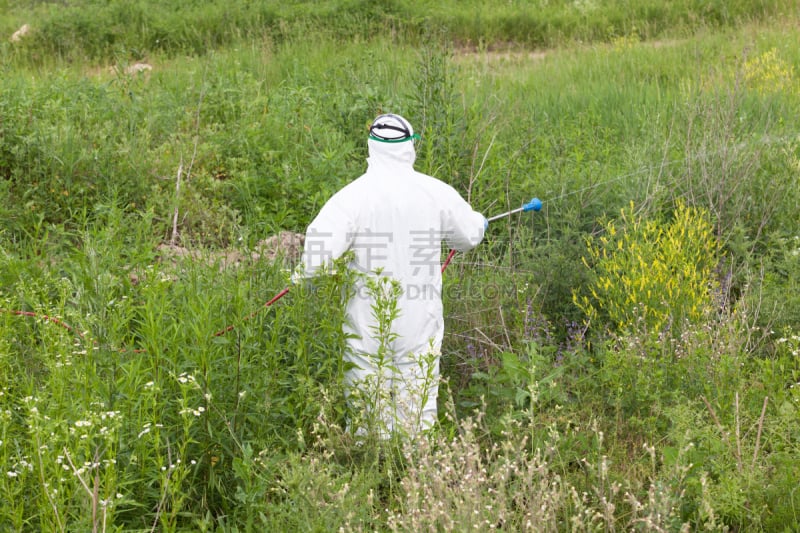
[463,341,570,426]
[576,200,719,339]
[0,38,421,244]
[3,0,796,66]
[1,1,799,530]
[226,443,383,532]
[663,366,800,531]
[0,209,354,528]
[750,233,800,334]
[743,47,798,96]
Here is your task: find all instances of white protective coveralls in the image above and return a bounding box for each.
[299,114,486,436]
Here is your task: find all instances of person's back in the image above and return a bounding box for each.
[298,113,486,437]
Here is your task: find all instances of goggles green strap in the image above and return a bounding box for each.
[368,133,421,143]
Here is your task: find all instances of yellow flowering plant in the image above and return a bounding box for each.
[575,201,719,340]
[743,47,797,96]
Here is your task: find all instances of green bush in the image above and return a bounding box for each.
[1,2,799,529]
[575,200,719,339]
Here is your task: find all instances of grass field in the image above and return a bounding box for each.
[1,1,799,531]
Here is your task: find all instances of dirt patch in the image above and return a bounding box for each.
[10,24,30,43]
[454,37,684,64]
[129,231,305,284]
[156,231,305,268]
[123,62,153,75]
[253,231,305,263]
[155,243,246,269]
[454,41,549,63]
[84,62,155,79]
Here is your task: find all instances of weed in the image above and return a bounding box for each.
[575,200,718,340]
[1,2,799,529]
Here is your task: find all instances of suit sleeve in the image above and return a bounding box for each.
[297,192,356,278]
[442,187,486,252]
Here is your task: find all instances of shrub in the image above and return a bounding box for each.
[575,200,719,341]
[743,47,797,97]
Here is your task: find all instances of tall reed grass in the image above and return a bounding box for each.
[1,2,798,530]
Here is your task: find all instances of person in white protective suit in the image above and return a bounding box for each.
[297,113,486,437]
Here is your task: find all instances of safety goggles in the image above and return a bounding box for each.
[368,132,421,144]
[368,116,421,144]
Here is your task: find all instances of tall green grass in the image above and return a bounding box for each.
[2,0,796,65]
[1,207,354,528]
[1,1,799,530]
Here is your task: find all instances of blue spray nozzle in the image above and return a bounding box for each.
[486,197,543,223]
[523,198,542,212]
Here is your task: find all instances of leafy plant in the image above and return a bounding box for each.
[1,2,799,530]
[575,200,719,340]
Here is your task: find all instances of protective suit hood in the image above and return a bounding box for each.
[367,137,416,168]
[366,113,417,168]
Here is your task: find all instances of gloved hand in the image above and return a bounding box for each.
[483,217,489,230]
